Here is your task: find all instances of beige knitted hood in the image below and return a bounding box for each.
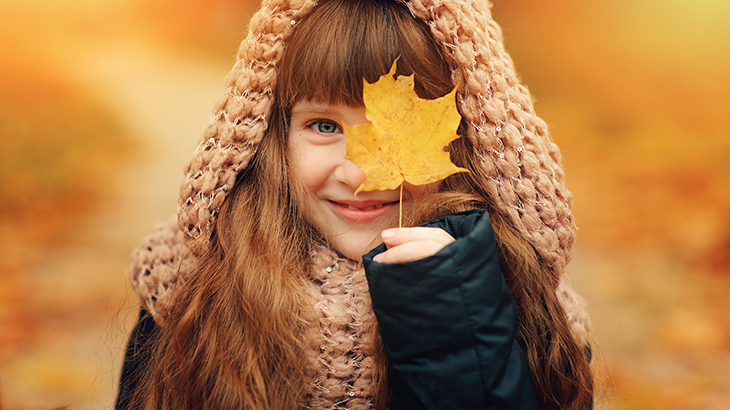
[129,0,588,337]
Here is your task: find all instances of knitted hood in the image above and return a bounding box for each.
[130,0,584,332]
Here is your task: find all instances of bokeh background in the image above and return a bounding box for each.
[1,0,728,408]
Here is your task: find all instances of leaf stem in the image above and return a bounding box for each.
[399,183,403,228]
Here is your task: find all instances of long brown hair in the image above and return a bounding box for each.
[125,1,592,409]
[403,153,595,410]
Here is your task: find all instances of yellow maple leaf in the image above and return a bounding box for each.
[343,58,468,196]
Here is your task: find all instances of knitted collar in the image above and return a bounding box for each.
[128,217,591,345]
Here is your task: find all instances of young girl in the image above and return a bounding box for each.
[117,0,594,409]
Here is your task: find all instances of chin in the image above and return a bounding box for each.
[333,237,381,261]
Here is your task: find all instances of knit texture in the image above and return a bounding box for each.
[130,219,381,408]
[128,216,190,322]
[177,0,574,284]
[129,220,591,409]
[128,217,592,352]
[301,248,378,409]
[128,0,591,407]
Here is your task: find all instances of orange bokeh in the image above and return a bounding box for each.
[1,0,728,408]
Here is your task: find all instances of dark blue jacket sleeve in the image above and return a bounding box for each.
[362,210,540,410]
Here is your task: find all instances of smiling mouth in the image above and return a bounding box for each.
[329,200,398,222]
[338,202,396,211]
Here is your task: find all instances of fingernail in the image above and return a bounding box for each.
[381,229,396,240]
[373,253,384,263]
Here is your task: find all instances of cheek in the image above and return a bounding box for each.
[288,136,326,192]
[289,143,311,188]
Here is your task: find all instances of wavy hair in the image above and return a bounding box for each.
[123,1,592,409]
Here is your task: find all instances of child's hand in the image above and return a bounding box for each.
[372,227,455,264]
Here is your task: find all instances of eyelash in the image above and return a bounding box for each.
[306,119,341,134]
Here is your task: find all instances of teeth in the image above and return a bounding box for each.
[341,203,388,211]
[363,204,384,211]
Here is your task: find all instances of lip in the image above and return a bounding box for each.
[329,199,398,222]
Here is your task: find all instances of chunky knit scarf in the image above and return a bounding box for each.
[129,220,591,408]
[128,0,592,407]
[129,218,381,407]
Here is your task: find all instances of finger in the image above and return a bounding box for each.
[381,227,455,248]
[373,239,450,264]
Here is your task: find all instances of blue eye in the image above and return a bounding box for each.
[316,121,338,134]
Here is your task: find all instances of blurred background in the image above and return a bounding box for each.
[0,0,728,408]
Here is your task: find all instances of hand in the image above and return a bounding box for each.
[372,227,455,264]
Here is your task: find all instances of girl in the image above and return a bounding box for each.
[117,0,594,409]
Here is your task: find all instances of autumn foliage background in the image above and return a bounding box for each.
[1,0,729,408]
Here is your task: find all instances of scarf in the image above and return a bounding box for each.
[128,0,593,407]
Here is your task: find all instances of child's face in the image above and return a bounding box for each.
[289,101,439,261]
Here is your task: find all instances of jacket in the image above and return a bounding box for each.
[117,210,541,409]
[121,0,595,407]
[364,210,539,410]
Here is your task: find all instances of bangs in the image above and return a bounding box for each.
[276,0,453,109]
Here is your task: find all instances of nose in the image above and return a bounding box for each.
[334,157,366,191]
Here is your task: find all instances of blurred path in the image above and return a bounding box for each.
[567,248,730,410]
[0,35,230,409]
